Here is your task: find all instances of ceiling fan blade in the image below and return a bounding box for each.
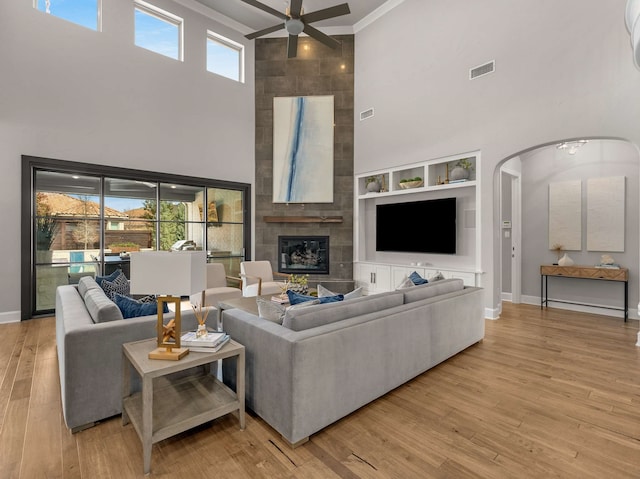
[287,34,298,58]
[303,24,341,49]
[245,23,285,40]
[289,0,303,17]
[240,0,287,20]
[302,3,351,24]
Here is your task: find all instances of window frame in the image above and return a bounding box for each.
[206,30,245,83]
[22,155,251,319]
[134,0,184,61]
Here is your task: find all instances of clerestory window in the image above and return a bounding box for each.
[35,0,101,31]
[207,31,244,83]
[134,1,183,61]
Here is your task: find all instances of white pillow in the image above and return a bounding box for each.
[256,297,320,325]
[429,271,445,282]
[317,284,363,300]
[256,297,286,323]
[396,276,415,289]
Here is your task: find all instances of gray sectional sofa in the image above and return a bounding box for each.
[55,276,200,432]
[222,278,485,446]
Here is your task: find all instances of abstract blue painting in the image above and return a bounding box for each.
[273,96,334,203]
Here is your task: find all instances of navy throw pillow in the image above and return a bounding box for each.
[95,269,121,287]
[113,293,168,319]
[409,271,429,285]
[287,290,343,305]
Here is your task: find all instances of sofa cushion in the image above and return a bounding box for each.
[402,278,464,303]
[84,288,124,323]
[409,271,429,285]
[101,272,130,301]
[282,291,404,331]
[287,290,343,305]
[317,284,363,300]
[78,276,102,297]
[113,293,161,319]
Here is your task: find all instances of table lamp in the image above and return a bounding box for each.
[130,250,206,360]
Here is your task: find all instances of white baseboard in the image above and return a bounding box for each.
[637,331,640,347]
[501,292,512,302]
[485,304,501,320]
[521,295,638,320]
[0,310,21,324]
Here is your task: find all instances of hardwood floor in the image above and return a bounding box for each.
[1,303,639,478]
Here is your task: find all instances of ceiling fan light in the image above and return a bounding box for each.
[286,18,304,35]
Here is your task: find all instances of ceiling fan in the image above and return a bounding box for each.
[241,0,351,58]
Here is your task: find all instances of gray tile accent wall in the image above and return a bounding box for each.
[254,35,354,282]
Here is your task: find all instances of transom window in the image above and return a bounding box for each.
[207,31,244,83]
[134,1,183,61]
[35,0,101,31]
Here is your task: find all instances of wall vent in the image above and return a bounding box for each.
[469,60,495,80]
[360,107,375,121]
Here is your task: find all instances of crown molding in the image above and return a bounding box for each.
[172,0,253,35]
[354,0,406,33]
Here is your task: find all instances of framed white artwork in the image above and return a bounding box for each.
[587,176,625,252]
[548,180,582,251]
[273,95,334,203]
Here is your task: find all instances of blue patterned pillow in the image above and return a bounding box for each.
[113,293,165,319]
[101,271,130,301]
[287,290,343,305]
[409,271,429,285]
[95,269,121,287]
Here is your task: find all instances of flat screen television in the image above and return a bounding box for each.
[376,197,457,254]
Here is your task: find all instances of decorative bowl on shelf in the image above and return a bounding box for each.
[399,180,424,189]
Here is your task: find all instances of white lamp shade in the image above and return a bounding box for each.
[626,0,640,34]
[634,17,640,70]
[129,251,206,296]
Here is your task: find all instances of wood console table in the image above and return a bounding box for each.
[540,265,629,321]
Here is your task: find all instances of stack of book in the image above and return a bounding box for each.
[595,263,621,269]
[180,331,230,352]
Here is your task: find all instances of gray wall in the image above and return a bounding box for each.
[0,0,255,321]
[521,139,639,314]
[354,0,640,317]
[253,36,354,282]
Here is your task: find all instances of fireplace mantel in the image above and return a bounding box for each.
[263,216,343,223]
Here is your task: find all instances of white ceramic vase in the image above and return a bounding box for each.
[558,253,574,266]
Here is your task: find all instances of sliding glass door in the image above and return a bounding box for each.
[23,156,251,319]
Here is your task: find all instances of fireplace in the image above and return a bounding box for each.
[278,236,329,275]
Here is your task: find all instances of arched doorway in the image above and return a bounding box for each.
[495,138,640,319]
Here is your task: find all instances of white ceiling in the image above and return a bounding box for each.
[191,0,392,32]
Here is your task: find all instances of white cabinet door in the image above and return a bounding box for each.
[372,264,391,292]
[355,263,391,294]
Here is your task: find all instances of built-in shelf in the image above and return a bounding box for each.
[263,216,343,223]
[354,151,482,287]
[356,154,477,199]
